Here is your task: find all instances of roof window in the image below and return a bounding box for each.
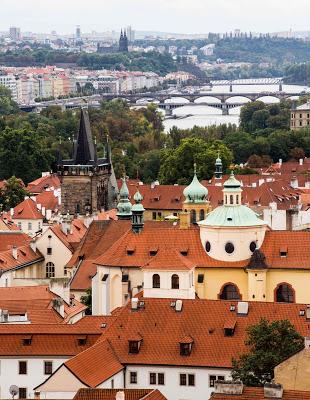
[77,335,87,346]
[279,247,288,257]
[22,335,33,346]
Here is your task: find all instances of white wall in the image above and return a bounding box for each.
[0,357,68,399]
[263,209,286,230]
[143,270,195,299]
[13,218,43,237]
[124,365,231,400]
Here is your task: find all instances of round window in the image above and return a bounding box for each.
[249,241,257,252]
[205,241,211,252]
[225,242,235,254]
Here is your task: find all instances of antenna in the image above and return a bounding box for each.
[9,385,19,399]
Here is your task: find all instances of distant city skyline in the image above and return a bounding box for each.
[0,0,309,35]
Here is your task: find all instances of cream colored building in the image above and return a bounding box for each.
[291,101,310,130]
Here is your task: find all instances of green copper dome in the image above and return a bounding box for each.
[183,165,208,204]
[199,204,266,227]
[117,176,132,218]
[132,188,145,212]
[224,171,241,188]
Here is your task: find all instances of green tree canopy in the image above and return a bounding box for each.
[0,85,19,115]
[0,176,28,210]
[158,137,233,184]
[232,319,304,387]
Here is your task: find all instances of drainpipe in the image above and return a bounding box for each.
[123,365,127,388]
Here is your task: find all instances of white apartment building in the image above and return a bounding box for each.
[0,73,18,101]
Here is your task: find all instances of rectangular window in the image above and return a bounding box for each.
[130,371,137,384]
[28,222,32,231]
[209,374,225,387]
[18,222,22,230]
[150,372,157,385]
[152,212,156,220]
[158,373,165,385]
[18,388,27,399]
[44,361,53,375]
[19,361,27,375]
[47,247,52,255]
[180,374,187,386]
[197,274,204,283]
[188,374,195,386]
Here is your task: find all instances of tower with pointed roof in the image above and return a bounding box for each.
[119,29,128,53]
[215,153,223,180]
[131,187,145,233]
[181,164,211,226]
[56,108,117,216]
[116,175,132,220]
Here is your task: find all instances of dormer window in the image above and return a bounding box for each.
[180,247,188,256]
[280,247,288,257]
[22,335,32,346]
[179,336,194,356]
[149,247,158,256]
[77,336,87,346]
[129,335,143,354]
[223,319,237,337]
[126,245,136,256]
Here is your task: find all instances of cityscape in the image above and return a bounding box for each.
[0,1,310,400]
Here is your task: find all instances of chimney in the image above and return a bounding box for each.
[52,298,65,318]
[10,208,14,217]
[30,240,37,253]
[214,381,244,395]
[34,391,40,400]
[263,383,283,398]
[31,196,36,202]
[237,301,249,315]
[290,176,298,189]
[279,159,282,166]
[179,211,190,229]
[115,392,125,400]
[300,158,304,166]
[12,246,18,260]
[131,298,138,310]
[41,206,46,217]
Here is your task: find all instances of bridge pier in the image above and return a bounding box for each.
[164,108,173,117]
[279,81,283,92]
[222,103,229,116]
[229,84,233,92]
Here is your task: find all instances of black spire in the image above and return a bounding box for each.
[73,108,95,165]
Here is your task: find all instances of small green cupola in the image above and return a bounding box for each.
[223,171,242,206]
[183,164,208,204]
[132,187,145,233]
[116,175,132,220]
[215,152,223,180]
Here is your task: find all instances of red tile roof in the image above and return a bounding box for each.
[0,285,86,324]
[142,248,195,271]
[13,198,43,220]
[73,389,167,400]
[51,219,88,252]
[0,244,43,272]
[0,231,31,251]
[61,298,310,385]
[35,190,59,212]
[27,174,60,194]
[210,387,310,400]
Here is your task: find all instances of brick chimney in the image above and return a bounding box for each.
[179,211,190,229]
[115,391,125,400]
[214,381,244,395]
[263,383,283,398]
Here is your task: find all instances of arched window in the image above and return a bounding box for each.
[190,210,196,224]
[46,262,55,278]
[236,195,239,204]
[171,274,179,289]
[225,195,227,204]
[275,283,295,303]
[219,283,240,300]
[230,195,233,205]
[152,274,160,289]
[199,209,205,221]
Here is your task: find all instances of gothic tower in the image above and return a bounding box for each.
[119,29,129,53]
[56,108,115,216]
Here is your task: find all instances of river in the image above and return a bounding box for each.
[163,83,310,132]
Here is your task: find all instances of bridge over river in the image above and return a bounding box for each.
[20,89,305,115]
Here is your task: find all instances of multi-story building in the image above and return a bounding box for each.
[9,26,21,41]
[0,72,18,101]
[291,101,310,130]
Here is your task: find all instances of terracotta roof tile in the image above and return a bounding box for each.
[210,387,310,400]
[27,174,60,194]
[73,389,167,400]
[13,198,43,220]
[35,190,59,212]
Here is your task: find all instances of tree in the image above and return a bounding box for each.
[80,287,92,315]
[0,127,52,183]
[232,319,304,387]
[0,176,28,210]
[0,85,19,115]
[158,137,232,184]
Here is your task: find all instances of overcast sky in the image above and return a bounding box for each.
[1,0,309,34]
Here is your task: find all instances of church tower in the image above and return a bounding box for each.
[131,187,145,233]
[119,29,129,52]
[182,164,211,225]
[116,175,132,220]
[56,108,115,216]
[215,153,223,180]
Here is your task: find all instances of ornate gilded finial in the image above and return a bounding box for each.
[217,150,220,158]
[194,163,197,175]
[94,136,97,145]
